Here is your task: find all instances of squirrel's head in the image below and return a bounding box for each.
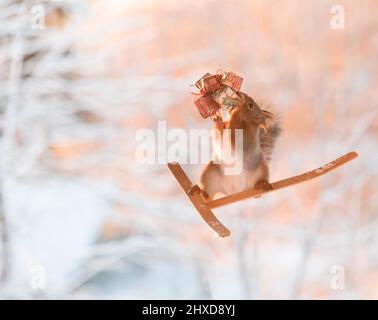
[232,92,274,131]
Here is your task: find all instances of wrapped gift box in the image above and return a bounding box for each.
[221,72,243,91]
[195,73,222,93]
[195,73,212,89]
[212,86,239,110]
[192,70,244,118]
[194,94,221,118]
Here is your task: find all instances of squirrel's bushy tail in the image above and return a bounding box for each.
[259,115,281,162]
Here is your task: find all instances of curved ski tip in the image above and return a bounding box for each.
[214,229,231,238]
[344,151,359,161]
[350,151,359,158]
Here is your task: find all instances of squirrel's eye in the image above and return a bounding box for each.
[248,103,254,110]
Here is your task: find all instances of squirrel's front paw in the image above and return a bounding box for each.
[211,113,225,129]
[254,180,273,192]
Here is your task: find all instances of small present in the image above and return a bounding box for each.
[195,73,211,89]
[221,72,243,91]
[194,94,221,118]
[192,70,244,119]
[212,86,239,110]
[195,73,222,93]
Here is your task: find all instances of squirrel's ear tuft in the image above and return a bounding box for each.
[262,109,274,119]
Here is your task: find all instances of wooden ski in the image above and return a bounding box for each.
[207,151,358,209]
[167,151,358,237]
[167,163,231,237]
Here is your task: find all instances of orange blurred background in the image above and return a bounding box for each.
[0,0,377,299]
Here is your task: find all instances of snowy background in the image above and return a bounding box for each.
[0,0,377,299]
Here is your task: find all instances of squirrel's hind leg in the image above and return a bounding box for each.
[254,180,273,191]
[253,161,273,192]
[198,161,225,200]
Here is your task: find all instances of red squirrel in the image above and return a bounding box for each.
[195,92,281,200]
